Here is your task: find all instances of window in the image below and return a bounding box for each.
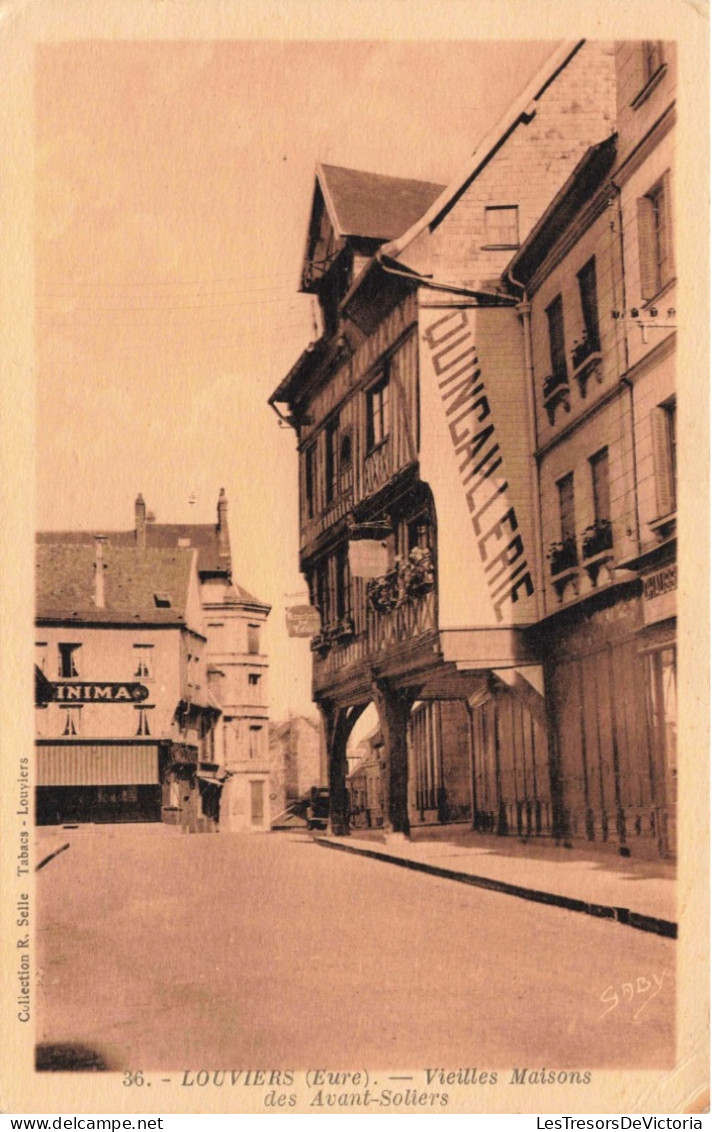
[484,205,519,248]
[336,543,352,621]
[638,174,674,300]
[248,673,262,701]
[576,258,601,357]
[325,416,340,503]
[135,707,153,737]
[305,443,317,519]
[248,673,261,686]
[545,295,567,384]
[366,370,390,451]
[643,41,664,83]
[339,431,353,494]
[590,448,611,524]
[652,399,677,516]
[154,592,171,608]
[58,643,81,679]
[248,725,263,760]
[247,624,260,655]
[558,472,576,544]
[133,644,153,679]
[61,707,81,737]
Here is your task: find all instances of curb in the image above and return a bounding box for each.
[36,843,71,872]
[316,837,677,939]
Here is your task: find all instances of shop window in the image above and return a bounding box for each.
[637,173,674,300]
[366,369,390,452]
[61,707,82,737]
[133,644,153,679]
[545,294,568,385]
[247,624,260,655]
[58,643,81,679]
[652,399,677,517]
[305,442,317,519]
[135,707,153,737]
[325,415,340,504]
[484,205,519,249]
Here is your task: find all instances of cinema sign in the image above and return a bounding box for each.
[52,682,150,703]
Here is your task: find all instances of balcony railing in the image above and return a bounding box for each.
[363,439,392,497]
[542,372,571,426]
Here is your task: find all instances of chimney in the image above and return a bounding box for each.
[217,488,230,560]
[93,536,108,609]
[135,493,146,549]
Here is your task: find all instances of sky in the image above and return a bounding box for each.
[34,37,555,720]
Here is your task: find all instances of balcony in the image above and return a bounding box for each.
[571,335,603,398]
[547,537,579,603]
[581,519,614,586]
[542,371,571,426]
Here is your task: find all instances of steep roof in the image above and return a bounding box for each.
[380,41,584,261]
[318,163,445,241]
[36,543,197,625]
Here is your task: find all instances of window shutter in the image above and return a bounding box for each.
[662,169,675,284]
[651,407,674,517]
[637,195,656,300]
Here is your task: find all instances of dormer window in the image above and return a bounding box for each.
[154,592,171,608]
[484,205,519,249]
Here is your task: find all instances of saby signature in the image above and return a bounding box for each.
[599,969,673,1022]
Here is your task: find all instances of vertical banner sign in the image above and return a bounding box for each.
[419,304,538,629]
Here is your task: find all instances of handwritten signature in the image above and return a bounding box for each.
[599,969,673,1022]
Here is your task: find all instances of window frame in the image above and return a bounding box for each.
[366,367,391,453]
[483,204,519,250]
[545,294,568,384]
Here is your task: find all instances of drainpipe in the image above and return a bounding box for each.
[93,535,107,609]
[610,180,641,558]
[505,266,546,621]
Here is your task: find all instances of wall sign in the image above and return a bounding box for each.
[419,304,538,630]
[52,682,150,703]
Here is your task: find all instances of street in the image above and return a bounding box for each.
[36,825,675,1072]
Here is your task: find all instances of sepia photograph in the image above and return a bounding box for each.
[0,0,708,1119]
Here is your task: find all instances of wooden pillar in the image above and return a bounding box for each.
[372,679,418,839]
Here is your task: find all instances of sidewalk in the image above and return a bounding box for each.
[316,823,677,938]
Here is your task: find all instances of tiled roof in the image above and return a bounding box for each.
[37,529,263,606]
[319,163,445,241]
[36,543,195,624]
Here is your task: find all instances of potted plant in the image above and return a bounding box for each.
[581,518,613,559]
[547,536,578,576]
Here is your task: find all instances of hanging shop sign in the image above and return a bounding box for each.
[285,605,322,638]
[348,539,390,579]
[52,682,150,703]
[419,304,538,630]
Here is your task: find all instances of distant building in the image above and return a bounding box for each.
[36,490,272,831]
[268,716,325,821]
[35,539,217,826]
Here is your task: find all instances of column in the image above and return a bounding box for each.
[372,679,417,840]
